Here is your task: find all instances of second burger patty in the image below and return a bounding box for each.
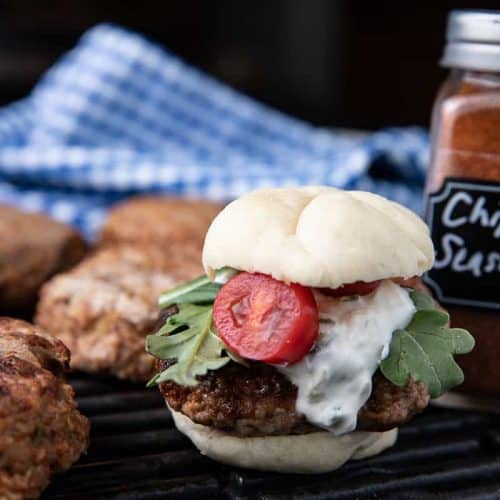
[159,361,430,437]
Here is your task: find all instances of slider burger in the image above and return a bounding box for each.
[147,186,474,473]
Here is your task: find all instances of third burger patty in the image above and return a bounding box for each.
[159,360,430,437]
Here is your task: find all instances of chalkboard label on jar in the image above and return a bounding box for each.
[423,178,500,310]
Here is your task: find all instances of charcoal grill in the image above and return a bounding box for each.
[42,373,500,499]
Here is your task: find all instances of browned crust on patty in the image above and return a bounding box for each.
[99,196,223,251]
[357,374,430,432]
[0,318,89,499]
[158,361,430,437]
[0,205,86,314]
[35,246,203,382]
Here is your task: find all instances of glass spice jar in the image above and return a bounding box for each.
[424,11,500,396]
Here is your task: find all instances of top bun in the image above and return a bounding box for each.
[202,186,434,288]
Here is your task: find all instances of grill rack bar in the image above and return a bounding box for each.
[41,373,500,500]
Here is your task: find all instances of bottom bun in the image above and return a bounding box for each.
[171,409,398,474]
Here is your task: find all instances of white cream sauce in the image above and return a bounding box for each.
[278,280,415,436]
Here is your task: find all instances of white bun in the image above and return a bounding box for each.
[171,409,398,474]
[202,186,434,288]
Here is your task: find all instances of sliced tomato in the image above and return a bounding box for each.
[213,272,319,365]
[319,280,381,298]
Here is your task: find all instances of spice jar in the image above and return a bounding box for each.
[424,11,500,396]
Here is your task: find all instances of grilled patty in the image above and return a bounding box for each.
[36,246,202,382]
[0,205,86,315]
[159,361,430,437]
[36,196,221,383]
[99,196,223,249]
[0,318,89,499]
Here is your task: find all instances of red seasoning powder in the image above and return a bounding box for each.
[424,11,500,396]
[428,75,500,190]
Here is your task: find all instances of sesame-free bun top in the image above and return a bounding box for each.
[202,186,434,288]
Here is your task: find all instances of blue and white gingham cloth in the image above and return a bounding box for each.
[0,24,429,239]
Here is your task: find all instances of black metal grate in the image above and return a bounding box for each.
[42,374,500,500]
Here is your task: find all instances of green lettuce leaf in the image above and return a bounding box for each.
[146,304,230,387]
[158,267,238,308]
[409,289,436,311]
[380,290,475,398]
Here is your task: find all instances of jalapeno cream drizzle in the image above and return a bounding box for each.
[277,280,416,436]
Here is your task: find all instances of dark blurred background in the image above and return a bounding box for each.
[2,0,500,130]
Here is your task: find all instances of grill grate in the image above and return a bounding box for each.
[42,374,500,499]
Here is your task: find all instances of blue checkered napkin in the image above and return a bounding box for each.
[0,24,429,239]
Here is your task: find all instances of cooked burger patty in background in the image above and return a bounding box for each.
[36,245,203,382]
[99,196,223,250]
[0,317,89,499]
[36,196,222,383]
[0,205,86,315]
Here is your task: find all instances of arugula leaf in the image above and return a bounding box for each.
[409,289,436,311]
[158,267,238,308]
[380,291,475,398]
[148,268,246,387]
[146,304,230,387]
